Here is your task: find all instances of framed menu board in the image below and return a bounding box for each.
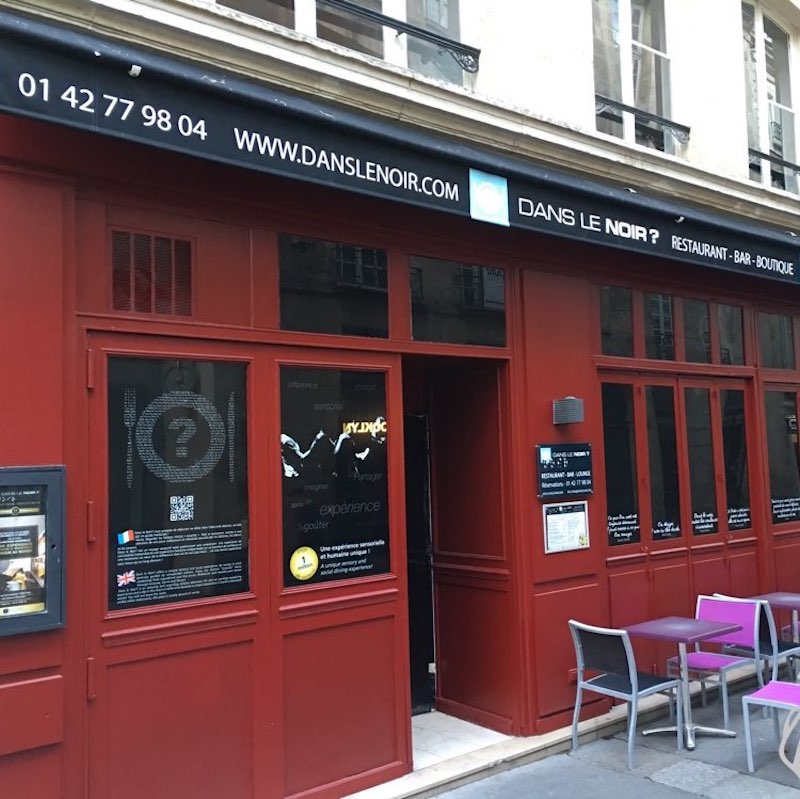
[0,466,65,636]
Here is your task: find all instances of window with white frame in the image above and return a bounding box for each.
[593,0,675,152]
[742,3,798,192]
[218,0,464,85]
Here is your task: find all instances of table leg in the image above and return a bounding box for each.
[642,642,693,747]
[679,642,695,749]
[642,642,737,748]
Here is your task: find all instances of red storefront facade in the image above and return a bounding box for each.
[2,10,800,799]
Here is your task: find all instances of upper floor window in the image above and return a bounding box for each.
[593,0,678,152]
[743,3,798,192]
[219,0,468,85]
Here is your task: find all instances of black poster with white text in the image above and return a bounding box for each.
[281,367,389,586]
[108,358,248,610]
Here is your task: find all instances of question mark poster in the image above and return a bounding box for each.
[107,357,248,611]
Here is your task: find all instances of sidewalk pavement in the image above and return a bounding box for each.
[437,683,800,798]
[349,679,800,799]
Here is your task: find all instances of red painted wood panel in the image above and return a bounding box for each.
[436,574,515,728]
[691,546,729,598]
[774,537,800,592]
[101,643,254,799]
[0,172,65,462]
[283,616,399,796]
[0,745,62,795]
[533,582,604,719]
[0,675,63,756]
[431,367,504,559]
[728,543,760,598]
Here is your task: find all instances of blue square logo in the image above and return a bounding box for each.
[469,169,509,227]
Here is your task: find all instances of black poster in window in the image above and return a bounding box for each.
[108,358,248,610]
[281,367,389,586]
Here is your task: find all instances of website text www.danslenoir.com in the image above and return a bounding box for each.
[233,128,460,201]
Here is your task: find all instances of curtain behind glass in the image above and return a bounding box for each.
[742,4,760,151]
[593,0,622,101]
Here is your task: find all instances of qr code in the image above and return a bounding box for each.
[170,495,194,522]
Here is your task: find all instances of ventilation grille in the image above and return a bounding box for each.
[111,230,193,316]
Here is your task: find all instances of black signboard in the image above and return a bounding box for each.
[508,180,799,284]
[1,9,799,283]
[108,358,249,610]
[537,443,593,498]
[0,19,467,217]
[281,367,389,586]
[0,466,65,636]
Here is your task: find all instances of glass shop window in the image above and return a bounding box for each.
[280,366,389,586]
[602,376,753,546]
[410,257,506,346]
[645,292,675,360]
[600,286,634,356]
[598,288,750,368]
[718,304,745,365]
[106,357,249,611]
[758,312,795,368]
[685,387,718,534]
[279,234,389,338]
[684,299,711,363]
[721,389,751,530]
[764,390,800,523]
[646,385,681,539]
[602,382,640,545]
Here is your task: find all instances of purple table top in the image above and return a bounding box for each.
[625,616,742,645]
[753,592,800,611]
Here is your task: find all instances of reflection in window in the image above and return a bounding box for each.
[719,304,745,365]
[646,385,680,538]
[685,388,717,534]
[407,0,463,85]
[602,383,640,545]
[743,4,797,192]
[218,0,294,26]
[317,0,384,58]
[600,286,633,356]
[759,312,795,368]
[410,257,506,346]
[593,0,673,152]
[645,292,674,359]
[765,391,800,523]
[721,389,750,530]
[279,234,388,337]
[684,299,710,363]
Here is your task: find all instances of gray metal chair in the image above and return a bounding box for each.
[569,619,684,768]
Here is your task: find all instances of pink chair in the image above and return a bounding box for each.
[667,595,763,729]
[742,681,800,772]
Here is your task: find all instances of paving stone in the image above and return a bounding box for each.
[650,760,738,793]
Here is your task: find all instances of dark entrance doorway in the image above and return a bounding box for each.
[405,413,435,714]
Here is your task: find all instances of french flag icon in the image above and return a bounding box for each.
[117,529,136,545]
